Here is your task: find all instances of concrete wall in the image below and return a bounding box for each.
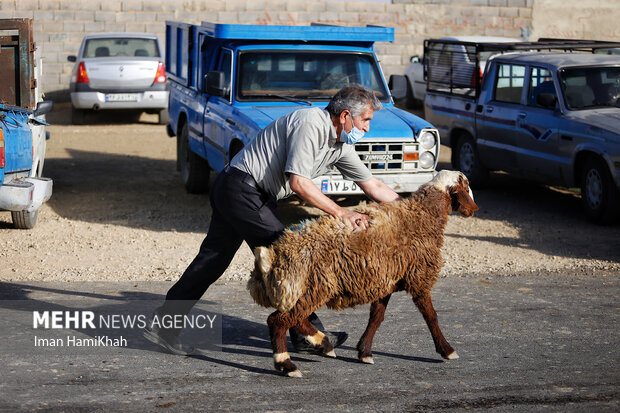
[0,0,617,100]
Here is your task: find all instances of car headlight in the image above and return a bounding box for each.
[419,151,435,169]
[419,131,436,149]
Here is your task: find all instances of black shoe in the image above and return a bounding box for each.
[143,319,195,356]
[293,331,348,354]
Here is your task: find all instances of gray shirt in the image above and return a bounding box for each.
[230,107,373,200]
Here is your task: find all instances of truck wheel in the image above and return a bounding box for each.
[405,76,421,109]
[158,109,170,125]
[453,134,488,188]
[179,123,210,194]
[71,107,85,125]
[11,210,38,229]
[580,157,620,224]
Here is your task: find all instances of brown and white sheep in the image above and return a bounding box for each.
[247,170,479,377]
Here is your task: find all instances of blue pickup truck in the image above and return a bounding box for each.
[164,21,440,196]
[424,39,620,223]
[0,18,53,229]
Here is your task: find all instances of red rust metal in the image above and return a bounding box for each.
[0,18,35,108]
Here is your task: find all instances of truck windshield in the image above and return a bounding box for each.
[237,51,388,101]
[560,66,620,109]
[83,38,160,58]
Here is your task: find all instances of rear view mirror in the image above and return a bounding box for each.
[537,93,557,109]
[410,55,421,64]
[34,100,54,117]
[388,74,407,101]
[67,55,76,62]
[205,71,226,97]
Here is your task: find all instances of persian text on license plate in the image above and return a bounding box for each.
[105,93,140,102]
[320,179,362,194]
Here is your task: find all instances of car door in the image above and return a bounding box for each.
[475,62,526,172]
[204,48,235,171]
[514,66,563,182]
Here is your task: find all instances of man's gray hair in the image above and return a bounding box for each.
[326,84,383,118]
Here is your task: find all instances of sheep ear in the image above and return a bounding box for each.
[453,188,479,217]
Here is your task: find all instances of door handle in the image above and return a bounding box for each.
[518,112,527,118]
[226,119,236,126]
[486,106,494,113]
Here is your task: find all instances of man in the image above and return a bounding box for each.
[145,84,400,355]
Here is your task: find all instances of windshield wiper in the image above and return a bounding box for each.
[248,94,312,106]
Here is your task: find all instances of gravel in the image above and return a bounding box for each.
[1,103,618,283]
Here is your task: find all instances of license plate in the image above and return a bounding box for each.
[105,93,140,102]
[320,179,362,194]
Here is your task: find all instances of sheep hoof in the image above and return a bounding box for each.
[324,349,337,358]
[446,351,459,360]
[286,369,303,378]
[360,356,374,364]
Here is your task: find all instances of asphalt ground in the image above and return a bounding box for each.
[0,274,618,412]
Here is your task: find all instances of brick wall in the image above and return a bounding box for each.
[0,0,617,100]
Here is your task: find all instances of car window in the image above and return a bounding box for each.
[236,51,388,101]
[218,50,232,100]
[83,38,160,58]
[560,66,620,109]
[528,67,557,108]
[494,64,525,104]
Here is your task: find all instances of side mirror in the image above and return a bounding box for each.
[388,74,407,100]
[410,55,421,64]
[67,55,77,62]
[34,100,54,117]
[537,93,557,109]
[205,71,227,97]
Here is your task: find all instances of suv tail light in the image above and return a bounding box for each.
[0,129,5,168]
[154,61,167,83]
[76,62,89,83]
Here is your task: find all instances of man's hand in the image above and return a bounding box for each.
[289,173,370,231]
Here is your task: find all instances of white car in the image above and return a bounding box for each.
[404,36,522,107]
[68,33,169,124]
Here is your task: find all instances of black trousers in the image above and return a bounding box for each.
[162,167,285,316]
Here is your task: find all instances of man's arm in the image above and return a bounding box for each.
[289,173,371,231]
[357,177,401,203]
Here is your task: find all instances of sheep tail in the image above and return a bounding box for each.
[247,246,306,313]
[247,247,275,309]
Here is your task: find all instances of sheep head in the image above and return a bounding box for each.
[429,170,479,217]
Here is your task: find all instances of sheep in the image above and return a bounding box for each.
[247,170,479,377]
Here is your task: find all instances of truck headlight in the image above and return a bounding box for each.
[419,151,435,169]
[419,131,436,149]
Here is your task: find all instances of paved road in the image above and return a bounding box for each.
[0,274,618,412]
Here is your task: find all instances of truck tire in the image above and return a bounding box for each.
[405,76,421,109]
[11,210,38,229]
[179,123,210,194]
[453,133,488,188]
[71,107,85,125]
[158,109,170,125]
[580,157,620,224]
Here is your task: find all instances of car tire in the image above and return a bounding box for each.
[158,109,170,125]
[11,210,38,229]
[580,156,620,224]
[405,76,422,109]
[179,123,210,194]
[71,107,85,125]
[453,133,488,188]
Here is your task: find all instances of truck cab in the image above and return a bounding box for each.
[165,21,440,196]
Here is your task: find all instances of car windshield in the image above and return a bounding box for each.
[83,38,160,58]
[237,51,388,101]
[560,66,620,109]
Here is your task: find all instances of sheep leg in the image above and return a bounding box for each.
[413,293,459,360]
[291,318,336,358]
[356,294,391,364]
[267,311,302,377]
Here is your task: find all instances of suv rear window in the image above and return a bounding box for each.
[83,38,160,58]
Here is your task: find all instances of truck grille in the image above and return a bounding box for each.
[355,141,418,172]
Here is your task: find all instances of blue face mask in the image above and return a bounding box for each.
[340,125,365,145]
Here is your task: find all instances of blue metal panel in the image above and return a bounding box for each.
[0,104,33,178]
[199,21,394,43]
